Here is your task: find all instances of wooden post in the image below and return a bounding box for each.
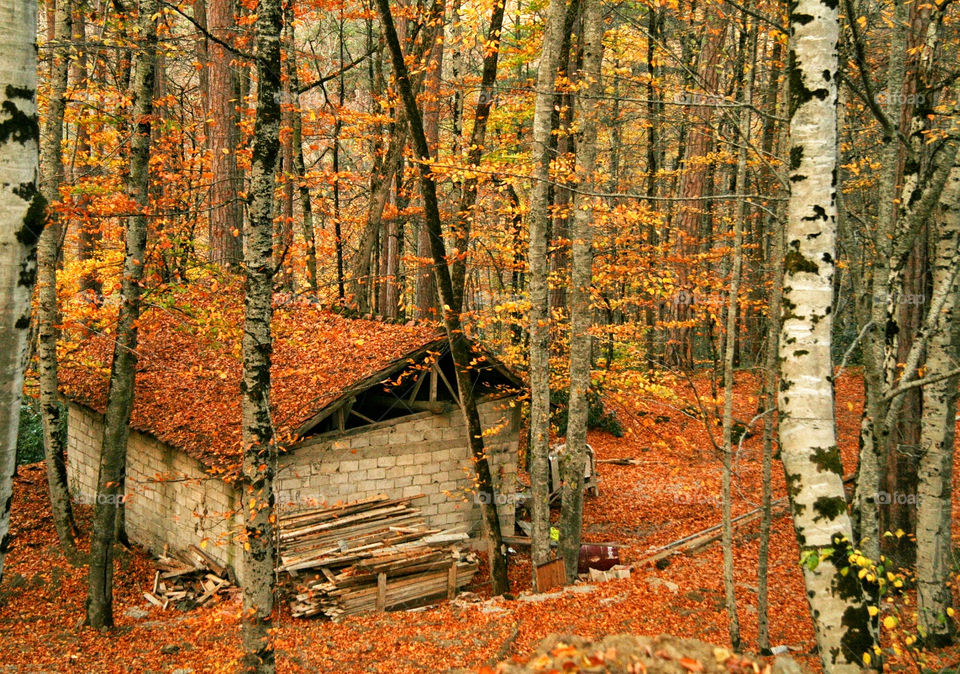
[447,561,457,599]
[376,572,387,611]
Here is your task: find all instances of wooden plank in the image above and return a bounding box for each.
[144,592,164,607]
[446,562,457,599]
[408,368,427,402]
[535,558,566,593]
[376,573,387,612]
[434,363,460,403]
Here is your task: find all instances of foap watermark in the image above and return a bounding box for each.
[473,491,528,506]
[74,492,129,506]
[672,289,727,308]
[875,491,922,506]
[636,482,721,507]
[873,290,925,306]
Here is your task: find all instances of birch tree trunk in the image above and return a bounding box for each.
[86,0,157,627]
[557,0,601,583]
[0,0,45,585]
[239,0,282,667]
[527,0,568,582]
[779,0,873,667]
[37,0,78,559]
[916,158,960,647]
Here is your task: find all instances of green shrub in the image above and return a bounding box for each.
[16,397,67,466]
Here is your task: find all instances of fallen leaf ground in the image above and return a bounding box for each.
[2,371,959,672]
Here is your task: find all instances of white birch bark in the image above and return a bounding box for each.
[779,0,873,666]
[916,158,960,646]
[0,0,44,584]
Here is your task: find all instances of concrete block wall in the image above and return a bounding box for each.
[66,394,521,582]
[66,404,241,577]
[278,396,521,535]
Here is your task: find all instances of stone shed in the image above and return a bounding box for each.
[60,287,521,579]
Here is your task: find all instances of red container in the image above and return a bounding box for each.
[577,544,620,574]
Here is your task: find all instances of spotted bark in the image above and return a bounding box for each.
[239,0,282,668]
[0,0,44,586]
[916,158,960,646]
[779,0,873,666]
[558,0,601,582]
[527,0,568,581]
[37,0,79,560]
[85,0,157,628]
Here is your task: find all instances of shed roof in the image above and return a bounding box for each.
[59,284,458,470]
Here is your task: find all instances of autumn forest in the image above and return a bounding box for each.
[0,0,959,669]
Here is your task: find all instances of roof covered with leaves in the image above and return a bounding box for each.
[59,283,445,470]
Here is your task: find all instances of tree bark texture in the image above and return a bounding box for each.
[779,0,873,666]
[86,0,157,627]
[239,0,282,667]
[916,158,960,646]
[37,0,79,558]
[0,0,45,585]
[526,0,568,581]
[206,0,243,266]
[557,0,601,583]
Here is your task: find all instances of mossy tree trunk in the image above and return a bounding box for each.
[86,0,157,628]
[0,0,46,585]
[778,0,874,666]
[526,0,568,584]
[37,0,79,561]
[239,0,282,668]
[557,0,601,583]
[916,157,960,647]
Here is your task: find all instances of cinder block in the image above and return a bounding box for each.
[376,455,396,468]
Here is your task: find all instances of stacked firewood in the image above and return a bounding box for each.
[144,545,234,610]
[277,494,478,619]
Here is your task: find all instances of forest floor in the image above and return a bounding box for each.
[2,371,960,673]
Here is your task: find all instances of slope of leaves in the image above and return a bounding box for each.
[57,281,442,469]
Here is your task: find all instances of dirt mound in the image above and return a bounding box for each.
[487,633,805,673]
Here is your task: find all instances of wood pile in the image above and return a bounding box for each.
[145,545,234,610]
[277,494,478,619]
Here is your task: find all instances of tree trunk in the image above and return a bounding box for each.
[415,9,443,319]
[557,0,600,583]
[779,0,873,667]
[37,0,79,559]
[719,22,753,648]
[238,0,281,669]
[85,0,157,627]
[526,0,568,582]
[206,0,243,266]
[0,0,45,584]
[284,17,317,295]
[374,0,509,595]
[916,158,960,647]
